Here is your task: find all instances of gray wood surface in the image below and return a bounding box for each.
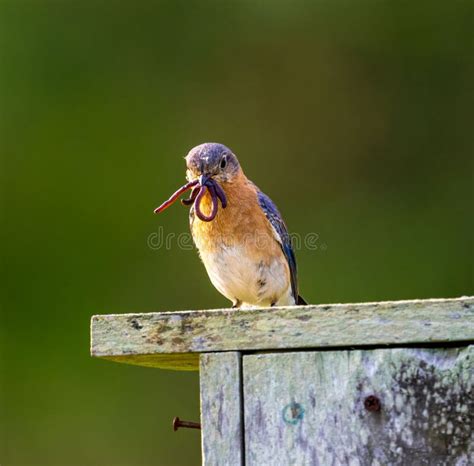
[91,297,474,370]
[243,347,473,466]
[200,352,244,466]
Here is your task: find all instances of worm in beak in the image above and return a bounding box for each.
[154,176,227,222]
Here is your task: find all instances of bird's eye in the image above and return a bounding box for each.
[220,155,227,169]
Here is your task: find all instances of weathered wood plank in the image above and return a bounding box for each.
[243,346,473,465]
[200,352,244,466]
[91,297,474,369]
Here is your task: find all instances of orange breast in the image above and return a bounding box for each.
[192,173,286,268]
[192,174,274,248]
[191,172,292,306]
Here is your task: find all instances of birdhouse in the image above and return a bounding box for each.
[91,297,474,465]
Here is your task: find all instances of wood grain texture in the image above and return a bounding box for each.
[200,352,244,466]
[91,297,474,370]
[243,346,473,466]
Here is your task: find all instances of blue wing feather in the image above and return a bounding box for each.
[257,189,300,303]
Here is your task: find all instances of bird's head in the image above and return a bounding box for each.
[154,143,240,222]
[185,142,241,185]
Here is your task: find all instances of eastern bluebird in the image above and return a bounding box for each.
[155,142,307,308]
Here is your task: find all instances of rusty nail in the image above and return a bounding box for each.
[173,416,201,431]
[364,395,381,412]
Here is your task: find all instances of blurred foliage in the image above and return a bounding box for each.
[1,1,472,465]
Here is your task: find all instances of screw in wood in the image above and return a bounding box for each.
[173,416,201,431]
[364,395,381,412]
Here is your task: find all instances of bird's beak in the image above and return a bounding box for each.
[199,174,211,186]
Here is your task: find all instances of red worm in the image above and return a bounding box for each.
[194,184,218,222]
[181,185,200,206]
[213,181,228,208]
[154,179,199,214]
[154,178,227,222]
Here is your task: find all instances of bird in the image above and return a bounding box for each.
[154,142,307,308]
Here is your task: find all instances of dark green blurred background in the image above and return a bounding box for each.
[1,1,472,465]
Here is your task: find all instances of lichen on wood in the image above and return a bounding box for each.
[243,346,473,465]
[90,297,474,370]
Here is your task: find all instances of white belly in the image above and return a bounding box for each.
[199,244,294,307]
